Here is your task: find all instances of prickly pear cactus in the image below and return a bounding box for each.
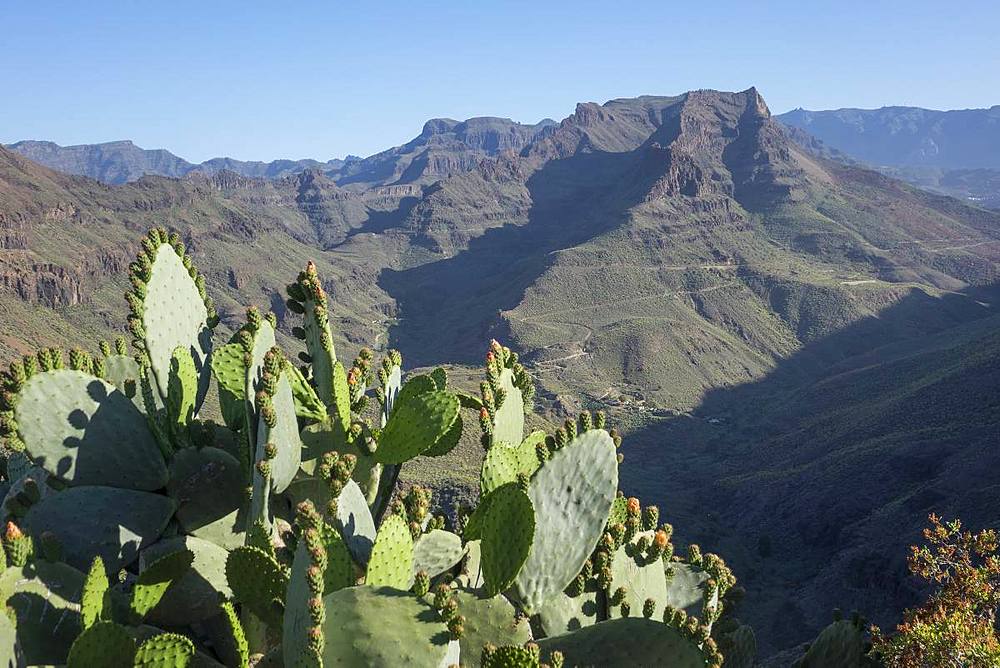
[127,228,216,413]
[514,429,618,612]
[477,341,534,449]
[6,366,167,490]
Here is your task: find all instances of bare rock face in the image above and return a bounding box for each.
[0,261,84,307]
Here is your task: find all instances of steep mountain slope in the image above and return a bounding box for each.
[2,89,999,659]
[4,139,347,184]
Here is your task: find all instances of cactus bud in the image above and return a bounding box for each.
[447,614,464,640]
[642,505,659,531]
[620,601,631,617]
[643,598,656,618]
[626,497,641,517]
[413,570,430,597]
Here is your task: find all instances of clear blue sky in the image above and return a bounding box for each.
[2,1,997,163]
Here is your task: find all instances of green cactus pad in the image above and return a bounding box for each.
[538,618,705,668]
[663,562,711,620]
[374,390,461,465]
[81,556,110,630]
[718,623,757,668]
[301,421,379,496]
[282,540,318,668]
[452,589,532,668]
[366,514,414,589]
[320,586,452,667]
[479,431,543,495]
[608,532,668,621]
[166,346,198,434]
[204,602,248,668]
[393,374,437,411]
[243,320,276,433]
[380,364,402,427]
[0,608,20,668]
[25,485,175,572]
[536,588,601,635]
[481,483,535,596]
[2,465,54,519]
[14,369,167,490]
[330,360,351,434]
[799,620,864,667]
[225,546,288,629]
[67,621,136,667]
[210,342,245,399]
[210,342,246,428]
[134,632,195,667]
[607,496,628,527]
[429,367,447,389]
[256,369,302,495]
[141,243,212,412]
[333,479,376,566]
[283,527,351,668]
[413,529,466,579]
[286,362,327,422]
[422,413,463,457]
[141,536,232,626]
[492,368,524,447]
[457,539,485,591]
[131,548,195,623]
[166,447,245,536]
[103,353,144,410]
[0,560,86,664]
[515,430,617,613]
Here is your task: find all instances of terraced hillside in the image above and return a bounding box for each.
[2,88,999,658]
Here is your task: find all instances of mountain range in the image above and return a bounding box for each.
[2,88,999,660]
[778,105,1000,209]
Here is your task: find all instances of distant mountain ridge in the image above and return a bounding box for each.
[777,105,1000,208]
[777,105,1000,169]
[4,139,348,185]
[5,115,556,187]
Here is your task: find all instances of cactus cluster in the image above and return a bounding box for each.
[0,227,753,667]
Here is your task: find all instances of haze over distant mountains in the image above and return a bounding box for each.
[2,88,999,660]
[5,115,556,187]
[777,105,1000,208]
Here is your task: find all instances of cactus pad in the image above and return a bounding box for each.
[256,368,302,494]
[0,560,86,664]
[25,485,175,572]
[515,430,617,612]
[608,532,668,621]
[130,548,195,623]
[102,353,143,410]
[536,588,601,635]
[141,243,212,412]
[133,632,195,667]
[66,621,136,667]
[663,562,711,620]
[422,413,463,457]
[481,483,535,596]
[479,431,542,495]
[283,539,321,668]
[320,586,452,667]
[81,556,110,630]
[14,369,167,490]
[243,319,276,431]
[538,617,705,667]
[0,609,19,668]
[366,513,414,589]
[140,536,232,626]
[491,368,524,447]
[166,446,244,535]
[374,390,461,465]
[452,588,533,668]
[225,546,288,629]
[413,529,466,579]
[333,479,376,566]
